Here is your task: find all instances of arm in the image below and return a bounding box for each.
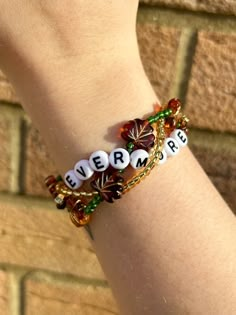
[0,2,236,314]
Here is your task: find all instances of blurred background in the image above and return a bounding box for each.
[0,1,235,314]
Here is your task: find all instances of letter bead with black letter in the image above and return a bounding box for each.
[64,170,83,189]
[89,150,109,172]
[74,159,94,180]
[170,129,188,147]
[109,148,130,169]
[164,138,180,157]
[158,149,167,165]
[130,149,149,169]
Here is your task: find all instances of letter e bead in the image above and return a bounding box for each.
[89,150,109,172]
[64,170,83,190]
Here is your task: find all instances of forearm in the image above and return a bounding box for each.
[1,3,236,315]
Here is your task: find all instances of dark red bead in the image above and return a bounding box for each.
[121,119,155,151]
[66,196,76,211]
[45,175,56,187]
[49,185,58,197]
[66,196,84,212]
[167,98,181,115]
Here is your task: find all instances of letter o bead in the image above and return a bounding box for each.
[170,129,188,147]
[64,170,83,190]
[89,150,109,172]
[109,148,130,169]
[158,149,167,165]
[130,149,149,169]
[164,138,180,157]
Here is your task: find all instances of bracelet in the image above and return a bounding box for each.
[45,98,189,227]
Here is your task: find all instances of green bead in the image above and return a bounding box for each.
[147,116,155,123]
[165,109,172,116]
[56,175,63,182]
[118,169,125,173]
[95,195,102,202]
[126,142,134,149]
[126,142,135,153]
[84,205,92,214]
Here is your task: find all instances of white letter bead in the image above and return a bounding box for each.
[74,159,94,180]
[164,138,180,157]
[64,170,83,190]
[109,148,130,169]
[130,149,149,169]
[158,149,167,165]
[89,150,109,172]
[170,129,188,147]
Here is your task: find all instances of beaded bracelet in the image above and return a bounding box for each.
[45,98,189,228]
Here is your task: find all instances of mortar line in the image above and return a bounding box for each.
[138,3,236,19]
[8,270,27,315]
[137,6,236,33]
[9,112,24,194]
[169,28,198,104]
[18,117,28,194]
[0,264,109,288]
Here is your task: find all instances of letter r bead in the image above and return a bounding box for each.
[170,129,188,147]
[109,148,130,169]
[164,138,180,157]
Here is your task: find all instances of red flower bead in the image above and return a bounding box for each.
[121,119,155,151]
[167,98,181,115]
[91,170,124,203]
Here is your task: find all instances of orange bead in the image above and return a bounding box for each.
[164,117,176,135]
[167,98,181,115]
[70,210,91,227]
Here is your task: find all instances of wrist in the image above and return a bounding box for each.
[0,1,138,63]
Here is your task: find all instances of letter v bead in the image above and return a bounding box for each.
[74,160,94,180]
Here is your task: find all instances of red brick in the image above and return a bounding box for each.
[0,69,18,103]
[24,120,59,196]
[185,32,236,133]
[189,130,236,214]
[0,108,11,191]
[0,270,10,315]
[140,0,236,16]
[136,24,181,102]
[210,176,236,213]
[24,273,119,315]
[0,195,105,280]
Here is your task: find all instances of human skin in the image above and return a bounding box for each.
[0,1,236,314]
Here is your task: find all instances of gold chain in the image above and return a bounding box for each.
[123,118,165,193]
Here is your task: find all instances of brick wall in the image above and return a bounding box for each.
[0,2,236,314]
